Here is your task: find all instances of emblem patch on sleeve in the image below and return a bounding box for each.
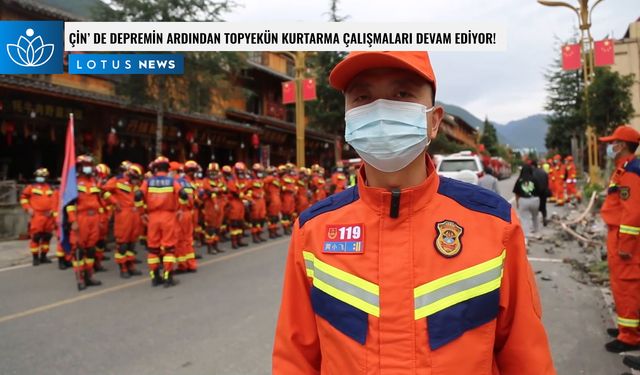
[434,220,463,258]
[323,224,364,254]
[620,186,630,200]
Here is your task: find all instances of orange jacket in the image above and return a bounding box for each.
[66,176,102,223]
[264,175,283,216]
[273,158,555,375]
[331,172,347,193]
[139,172,183,213]
[20,183,56,213]
[102,175,140,210]
[601,155,640,258]
[310,175,327,204]
[565,162,577,182]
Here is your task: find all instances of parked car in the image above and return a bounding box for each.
[436,151,483,185]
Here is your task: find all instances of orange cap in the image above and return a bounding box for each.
[599,125,640,143]
[329,51,436,92]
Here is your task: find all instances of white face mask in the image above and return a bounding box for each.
[82,166,93,175]
[345,99,433,172]
[35,177,45,183]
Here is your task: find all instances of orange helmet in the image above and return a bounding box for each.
[128,163,143,177]
[310,164,321,173]
[266,166,277,175]
[95,163,111,178]
[565,155,573,161]
[234,162,247,171]
[277,165,287,173]
[76,154,94,165]
[285,162,295,170]
[300,167,311,176]
[221,165,232,174]
[184,160,199,171]
[252,163,264,171]
[34,168,49,177]
[207,162,220,172]
[553,154,561,161]
[119,160,132,173]
[152,156,170,169]
[169,161,183,172]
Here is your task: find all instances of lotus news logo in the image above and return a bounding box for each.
[7,28,55,67]
[0,21,63,74]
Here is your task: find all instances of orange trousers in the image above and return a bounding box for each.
[71,211,100,249]
[176,209,197,271]
[28,212,55,254]
[608,226,640,345]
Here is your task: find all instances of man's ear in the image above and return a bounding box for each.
[428,105,445,141]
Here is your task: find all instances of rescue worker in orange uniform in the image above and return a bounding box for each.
[20,168,56,266]
[175,160,199,273]
[552,154,565,206]
[564,155,580,204]
[193,164,206,250]
[309,164,328,204]
[67,155,103,290]
[138,156,186,287]
[264,166,283,238]
[599,125,640,353]
[296,167,312,215]
[273,51,555,375]
[547,158,556,203]
[200,162,225,254]
[330,161,347,194]
[248,163,268,243]
[102,163,144,279]
[280,168,298,235]
[220,165,235,241]
[94,163,112,272]
[226,162,250,249]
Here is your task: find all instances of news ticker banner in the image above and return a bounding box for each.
[0,21,506,75]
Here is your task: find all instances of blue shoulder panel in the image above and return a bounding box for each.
[437,177,511,223]
[625,158,640,177]
[311,286,368,345]
[299,186,359,228]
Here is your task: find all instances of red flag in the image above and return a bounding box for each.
[303,78,317,101]
[562,44,581,71]
[282,81,295,104]
[594,39,615,66]
[59,114,77,254]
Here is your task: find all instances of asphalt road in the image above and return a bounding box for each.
[0,175,629,375]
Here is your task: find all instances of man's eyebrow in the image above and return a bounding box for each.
[345,81,370,93]
[392,78,424,88]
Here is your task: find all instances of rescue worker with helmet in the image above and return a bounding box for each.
[599,125,640,353]
[67,155,103,290]
[201,162,225,254]
[94,163,112,272]
[273,51,555,374]
[175,160,199,273]
[295,167,312,215]
[226,162,250,249]
[280,168,298,235]
[137,156,187,287]
[264,166,283,238]
[552,154,565,206]
[309,164,328,204]
[102,163,144,279]
[248,163,268,243]
[330,161,347,194]
[564,155,580,204]
[20,168,56,266]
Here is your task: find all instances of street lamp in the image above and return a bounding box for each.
[538,0,605,184]
[280,52,307,168]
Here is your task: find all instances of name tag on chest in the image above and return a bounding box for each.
[323,224,364,254]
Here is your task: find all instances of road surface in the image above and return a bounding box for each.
[0,175,629,374]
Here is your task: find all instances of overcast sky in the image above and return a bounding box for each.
[225,0,638,124]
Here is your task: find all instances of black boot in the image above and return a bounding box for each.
[151,270,161,287]
[214,243,224,253]
[120,268,131,279]
[237,237,248,247]
[252,233,260,244]
[58,258,68,270]
[623,355,640,370]
[32,253,40,266]
[85,275,102,287]
[163,271,179,288]
[127,266,142,276]
[195,253,203,259]
[40,253,52,264]
[608,328,619,338]
[231,236,239,249]
[257,232,266,242]
[605,339,640,353]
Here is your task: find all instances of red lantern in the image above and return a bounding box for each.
[191,142,199,155]
[251,133,260,149]
[107,128,118,154]
[185,130,195,143]
[2,121,15,146]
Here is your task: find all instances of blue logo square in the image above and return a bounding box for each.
[0,21,64,74]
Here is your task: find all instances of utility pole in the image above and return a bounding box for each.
[538,0,605,184]
[281,52,307,168]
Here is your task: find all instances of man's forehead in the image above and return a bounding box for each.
[346,68,429,91]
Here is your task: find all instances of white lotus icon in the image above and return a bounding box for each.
[6,28,55,67]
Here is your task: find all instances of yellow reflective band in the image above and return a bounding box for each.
[66,205,76,212]
[116,183,132,192]
[134,201,144,207]
[620,225,640,235]
[177,256,187,262]
[302,251,380,317]
[163,255,176,263]
[77,186,87,193]
[55,251,65,257]
[179,198,189,205]
[32,188,43,195]
[618,317,640,328]
[20,199,29,204]
[125,251,135,257]
[30,247,39,253]
[85,259,95,266]
[46,190,53,195]
[149,186,174,194]
[147,257,160,265]
[185,253,195,260]
[90,187,101,193]
[414,250,506,320]
[98,207,105,214]
[103,191,112,200]
[114,253,125,260]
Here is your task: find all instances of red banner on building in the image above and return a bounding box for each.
[562,44,581,71]
[303,79,317,101]
[594,39,615,66]
[282,81,295,104]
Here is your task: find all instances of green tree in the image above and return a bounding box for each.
[306,0,348,135]
[587,67,635,136]
[93,0,243,113]
[480,117,499,155]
